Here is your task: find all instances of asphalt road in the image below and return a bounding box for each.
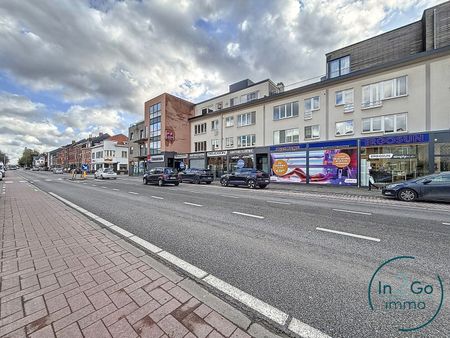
[10,170,450,337]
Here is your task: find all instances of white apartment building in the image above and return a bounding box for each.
[91,138,129,173]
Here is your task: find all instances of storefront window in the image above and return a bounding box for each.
[434,143,450,173]
[207,157,227,178]
[230,155,253,171]
[361,144,428,185]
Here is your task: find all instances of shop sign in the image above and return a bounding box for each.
[392,154,417,159]
[149,155,164,163]
[369,154,393,159]
[309,139,358,149]
[236,159,245,168]
[207,151,227,157]
[361,133,429,147]
[189,153,205,159]
[270,144,305,152]
[174,153,188,159]
[229,149,253,155]
[272,159,289,176]
[165,130,175,141]
[332,153,351,168]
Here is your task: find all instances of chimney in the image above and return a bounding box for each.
[276,82,285,93]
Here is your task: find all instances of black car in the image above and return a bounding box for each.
[382,172,450,202]
[220,168,270,189]
[143,167,180,186]
[178,168,213,184]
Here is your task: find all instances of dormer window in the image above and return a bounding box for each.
[328,56,350,78]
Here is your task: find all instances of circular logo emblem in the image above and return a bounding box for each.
[368,256,444,332]
[332,152,351,168]
[272,159,288,176]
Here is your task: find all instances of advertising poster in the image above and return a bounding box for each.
[270,151,307,183]
[309,148,358,185]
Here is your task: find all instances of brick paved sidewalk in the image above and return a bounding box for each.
[0,180,281,337]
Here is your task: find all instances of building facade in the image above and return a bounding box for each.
[128,120,147,175]
[90,135,129,173]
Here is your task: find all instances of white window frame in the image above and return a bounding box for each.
[362,76,408,109]
[225,137,234,148]
[211,120,219,131]
[273,128,300,145]
[304,96,320,112]
[194,123,207,135]
[362,113,408,134]
[273,101,299,120]
[237,111,256,127]
[225,116,234,127]
[304,125,320,140]
[211,139,220,150]
[237,134,256,148]
[335,120,354,136]
[335,88,354,106]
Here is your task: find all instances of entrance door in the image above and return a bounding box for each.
[256,154,268,172]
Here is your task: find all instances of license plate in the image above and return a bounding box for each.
[265,180,269,183]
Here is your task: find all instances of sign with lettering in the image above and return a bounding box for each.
[165,130,175,141]
[207,151,227,157]
[229,149,253,155]
[189,153,205,159]
[174,154,188,159]
[149,155,164,163]
[361,133,429,147]
[369,154,393,159]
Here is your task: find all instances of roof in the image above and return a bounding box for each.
[189,45,450,122]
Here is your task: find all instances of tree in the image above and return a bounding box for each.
[18,148,39,167]
[0,149,9,164]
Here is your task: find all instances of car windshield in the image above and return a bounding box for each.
[104,169,114,172]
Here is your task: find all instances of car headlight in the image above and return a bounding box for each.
[386,183,402,189]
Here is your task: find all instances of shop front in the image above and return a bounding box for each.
[228,149,254,171]
[432,130,450,173]
[189,153,206,170]
[360,133,430,186]
[146,154,165,169]
[270,144,307,183]
[174,153,188,171]
[207,151,227,179]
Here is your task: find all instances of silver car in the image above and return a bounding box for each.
[94,168,117,179]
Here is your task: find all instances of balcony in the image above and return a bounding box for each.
[344,103,354,113]
[361,100,382,110]
[304,111,313,120]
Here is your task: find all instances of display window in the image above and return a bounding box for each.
[434,143,450,173]
[309,148,358,185]
[270,151,307,183]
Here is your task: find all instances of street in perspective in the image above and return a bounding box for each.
[0,1,450,338]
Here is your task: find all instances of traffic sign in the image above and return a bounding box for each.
[81,164,88,171]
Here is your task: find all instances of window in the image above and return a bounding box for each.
[216,102,223,110]
[237,134,256,147]
[194,123,207,135]
[149,103,161,119]
[211,139,220,150]
[225,116,234,127]
[122,151,127,158]
[130,147,133,155]
[225,137,234,148]
[247,91,258,102]
[201,106,213,115]
[304,125,320,140]
[194,141,207,152]
[362,76,408,108]
[304,96,320,112]
[211,120,219,130]
[273,101,299,120]
[335,120,354,136]
[328,56,350,78]
[335,89,354,106]
[130,132,134,140]
[273,128,299,145]
[237,111,256,127]
[382,76,407,99]
[362,113,407,133]
[362,84,381,108]
[230,97,238,107]
[92,153,95,159]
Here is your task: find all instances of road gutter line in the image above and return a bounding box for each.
[232,211,264,219]
[332,208,372,215]
[183,202,203,207]
[316,227,380,242]
[45,190,331,338]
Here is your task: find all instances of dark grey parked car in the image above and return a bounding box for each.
[382,172,450,202]
[220,168,270,189]
[143,167,180,186]
[178,168,213,184]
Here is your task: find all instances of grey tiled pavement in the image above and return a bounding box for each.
[0,179,282,337]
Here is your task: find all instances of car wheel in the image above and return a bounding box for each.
[143,178,148,185]
[220,178,228,187]
[158,179,163,187]
[193,176,200,184]
[398,188,417,202]
[174,182,179,186]
[206,181,212,185]
[247,179,256,189]
[259,184,267,189]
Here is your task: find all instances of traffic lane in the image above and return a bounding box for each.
[25,175,450,337]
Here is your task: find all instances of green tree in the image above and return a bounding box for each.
[0,149,9,164]
[18,148,39,167]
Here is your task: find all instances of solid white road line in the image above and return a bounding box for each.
[316,227,380,242]
[232,211,264,219]
[267,200,291,205]
[128,192,139,195]
[288,317,332,338]
[151,196,164,200]
[203,275,289,326]
[220,194,240,199]
[183,202,203,207]
[112,188,119,191]
[332,208,372,215]
[443,222,450,226]
[158,251,208,279]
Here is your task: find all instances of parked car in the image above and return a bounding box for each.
[220,168,270,189]
[53,167,64,174]
[143,167,180,186]
[31,167,39,171]
[0,163,4,178]
[94,168,117,179]
[178,168,213,184]
[382,172,450,202]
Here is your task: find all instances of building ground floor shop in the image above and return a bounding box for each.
[142,130,449,187]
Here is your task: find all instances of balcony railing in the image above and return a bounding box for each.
[344,103,354,113]
[361,100,382,110]
[304,111,313,120]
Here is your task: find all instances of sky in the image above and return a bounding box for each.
[0,0,446,163]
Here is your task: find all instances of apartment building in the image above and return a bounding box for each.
[188,1,450,186]
[90,134,129,173]
[128,120,147,175]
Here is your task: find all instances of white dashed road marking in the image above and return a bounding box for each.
[112,188,119,191]
[220,195,240,199]
[332,208,372,215]
[316,227,380,242]
[443,222,450,226]
[183,202,203,207]
[151,196,164,200]
[232,211,264,219]
[267,200,291,205]
[128,192,139,195]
